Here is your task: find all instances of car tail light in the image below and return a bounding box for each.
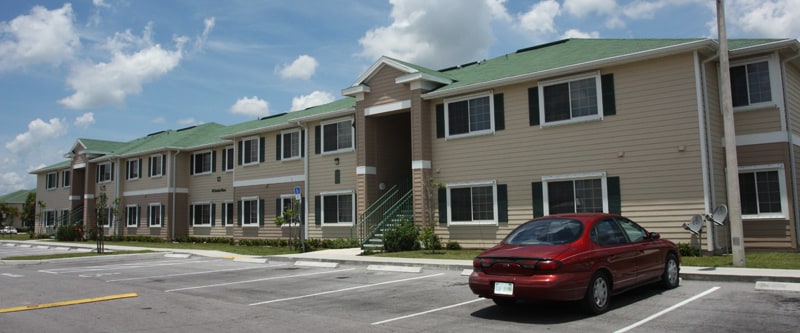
[473,258,494,272]
[535,260,561,271]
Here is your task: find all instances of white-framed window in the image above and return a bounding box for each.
[279,195,300,226]
[739,164,788,219]
[127,158,141,180]
[148,203,163,227]
[321,118,354,154]
[240,196,261,227]
[46,172,58,190]
[543,172,608,215]
[242,137,262,165]
[446,180,497,225]
[539,71,603,126]
[149,154,164,177]
[281,130,301,160]
[43,210,57,227]
[100,207,113,227]
[730,57,776,110]
[126,205,140,227]
[191,202,213,226]
[62,170,71,188]
[221,201,234,226]
[222,146,234,171]
[191,150,213,175]
[97,162,112,183]
[444,92,494,139]
[60,209,70,225]
[321,191,354,225]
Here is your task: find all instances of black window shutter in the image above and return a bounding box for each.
[259,199,265,226]
[138,158,142,177]
[301,130,306,157]
[147,205,151,225]
[601,74,616,116]
[160,205,165,226]
[162,155,166,176]
[438,188,447,224]
[532,182,544,218]
[497,184,508,222]
[607,176,621,214]
[212,151,217,173]
[275,134,282,160]
[137,206,141,227]
[300,198,305,223]
[96,165,100,183]
[110,163,115,180]
[315,196,321,225]
[124,162,129,180]
[211,204,216,227]
[435,104,445,138]
[190,155,195,175]
[148,157,152,177]
[528,87,540,126]
[237,201,242,226]
[494,94,505,131]
[259,137,265,163]
[190,205,194,226]
[237,140,243,165]
[314,126,321,154]
[275,198,282,218]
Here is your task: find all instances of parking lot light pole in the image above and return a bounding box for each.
[717,0,746,266]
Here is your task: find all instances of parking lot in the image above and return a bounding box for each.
[1,246,798,332]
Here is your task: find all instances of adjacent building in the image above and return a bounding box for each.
[31,38,800,251]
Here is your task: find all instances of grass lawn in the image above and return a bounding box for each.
[681,251,800,269]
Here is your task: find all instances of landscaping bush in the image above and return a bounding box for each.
[383,219,420,252]
[420,226,442,253]
[678,242,700,257]
[55,224,79,242]
[446,241,462,250]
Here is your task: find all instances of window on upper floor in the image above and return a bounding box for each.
[149,154,164,178]
[241,137,262,166]
[739,164,787,219]
[321,119,353,154]
[97,162,112,183]
[191,151,214,175]
[62,170,71,188]
[541,72,602,125]
[444,93,494,138]
[127,159,141,180]
[730,60,773,108]
[46,172,58,190]
[280,130,302,160]
[222,146,234,171]
[446,181,497,225]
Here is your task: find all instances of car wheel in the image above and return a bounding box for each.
[661,253,680,289]
[492,297,516,307]
[582,271,610,315]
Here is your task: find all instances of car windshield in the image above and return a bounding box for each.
[504,218,583,245]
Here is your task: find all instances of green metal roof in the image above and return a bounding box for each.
[0,189,33,204]
[77,138,126,153]
[222,97,355,137]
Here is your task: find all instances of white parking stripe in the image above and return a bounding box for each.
[249,273,445,306]
[165,268,356,292]
[371,298,488,325]
[38,259,220,274]
[107,263,288,282]
[614,286,720,333]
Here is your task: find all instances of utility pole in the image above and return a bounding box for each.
[717,0,746,266]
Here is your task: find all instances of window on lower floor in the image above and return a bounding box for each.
[447,181,497,225]
[148,204,163,227]
[279,196,300,225]
[191,203,213,226]
[221,202,234,226]
[739,165,787,218]
[240,197,262,227]
[44,210,56,227]
[46,172,58,190]
[322,192,353,224]
[99,207,113,227]
[547,178,603,214]
[126,205,140,227]
[59,209,70,225]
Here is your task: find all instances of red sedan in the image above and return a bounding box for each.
[468,213,680,314]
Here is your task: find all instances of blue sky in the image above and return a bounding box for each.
[1,0,799,194]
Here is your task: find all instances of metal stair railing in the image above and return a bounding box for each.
[353,178,412,243]
[363,189,414,248]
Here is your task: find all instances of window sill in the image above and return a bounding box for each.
[445,129,495,141]
[321,148,354,156]
[321,223,354,227]
[540,114,602,128]
[448,221,498,227]
[742,214,788,220]
[733,103,779,113]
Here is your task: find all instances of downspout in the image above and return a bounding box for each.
[295,120,309,251]
[114,157,120,237]
[781,54,800,248]
[172,150,181,241]
[697,51,718,252]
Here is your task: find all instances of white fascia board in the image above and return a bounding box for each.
[395,72,452,85]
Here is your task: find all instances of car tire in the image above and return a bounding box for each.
[582,271,610,315]
[492,297,516,307]
[661,253,680,289]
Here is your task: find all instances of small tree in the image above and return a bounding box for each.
[94,186,120,254]
[421,177,445,253]
[20,192,36,229]
[274,198,303,252]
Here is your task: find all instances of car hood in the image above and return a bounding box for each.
[477,244,574,260]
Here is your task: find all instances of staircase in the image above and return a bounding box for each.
[355,180,413,251]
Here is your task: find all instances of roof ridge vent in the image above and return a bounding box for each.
[515,39,570,54]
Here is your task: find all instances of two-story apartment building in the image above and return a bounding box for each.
[31,38,800,252]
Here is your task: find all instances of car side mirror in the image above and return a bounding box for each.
[649,232,661,240]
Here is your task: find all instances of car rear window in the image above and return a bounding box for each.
[504,218,583,245]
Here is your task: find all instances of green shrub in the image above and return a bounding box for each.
[446,241,461,250]
[420,226,442,253]
[678,242,700,257]
[55,224,78,241]
[383,219,420,252]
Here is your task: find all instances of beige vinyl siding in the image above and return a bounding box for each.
[123,157,169,192]
[364,65,410,106]
[734,108,783,134]
[186,148,233,238]
[430,53,706,248]
[231,184,300,239]
[786,63,800,135]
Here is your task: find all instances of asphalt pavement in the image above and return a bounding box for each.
[2,239,800,284]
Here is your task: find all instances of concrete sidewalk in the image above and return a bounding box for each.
[3,240,800,283]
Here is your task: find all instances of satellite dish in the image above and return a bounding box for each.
[682,215,704,235]
[707,204,728,226]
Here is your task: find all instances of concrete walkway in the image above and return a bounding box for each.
[3,240,800,283]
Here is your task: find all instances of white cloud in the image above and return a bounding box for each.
[152,116,166,124]
[291,91,336,111]
[93,0,111,8]
[74,112,95,128]
[230,96,270,117]
[0,172,27,193]
[276,55,319,80]
[358,0,498,69]
[518,0,562,35]
[562,29,600,39]
[725,0,800,38]
[563,0,616,18]
[58,23,185,109]
[178,118,202,126]
[4,118,67,154]
[194,17,216,51]
[0,4,80,71]
[486,0,512,22]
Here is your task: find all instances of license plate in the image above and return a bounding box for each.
[494,282,514,295]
